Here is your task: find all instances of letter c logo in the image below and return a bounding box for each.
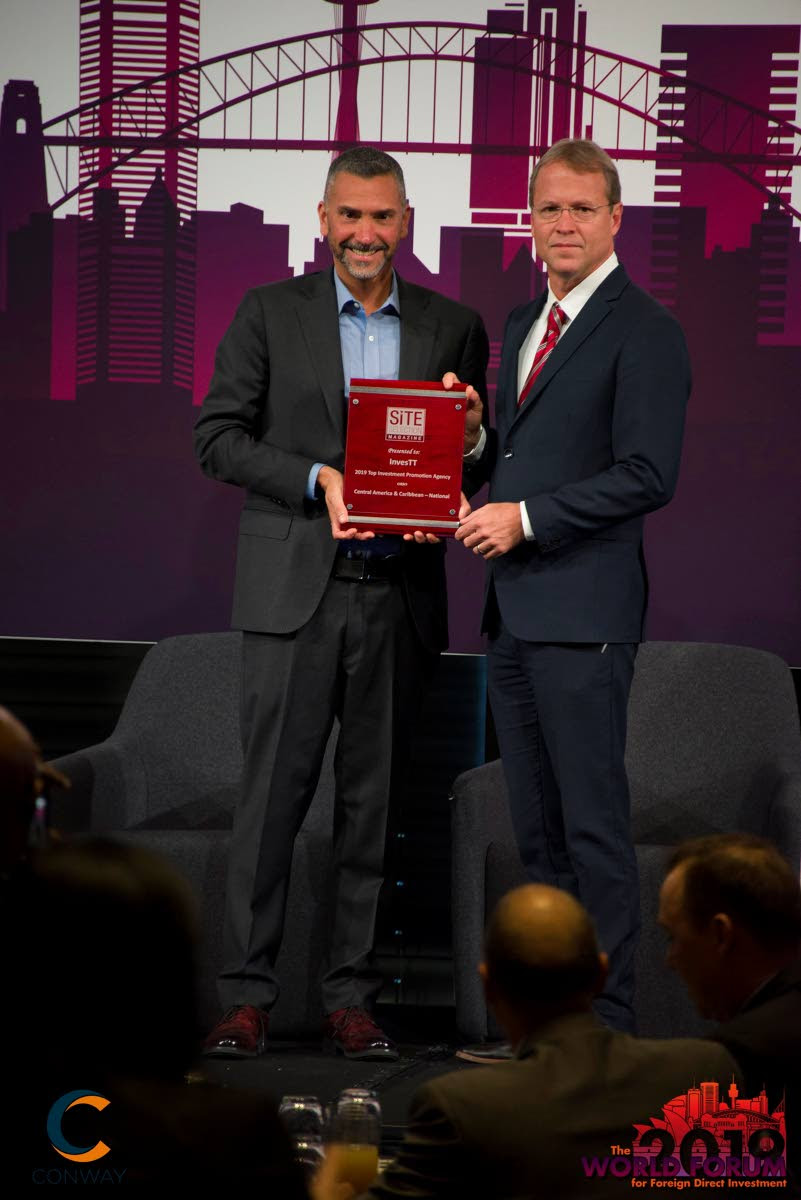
[46,1091,111,1162]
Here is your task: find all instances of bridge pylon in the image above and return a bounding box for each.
[322,0,381,148]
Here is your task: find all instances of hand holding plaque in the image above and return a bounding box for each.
[342,378,468,537]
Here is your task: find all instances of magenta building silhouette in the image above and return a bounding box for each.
[78,0,200,224]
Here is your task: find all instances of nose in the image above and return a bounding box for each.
[354,216,376,244]
[554,206,578,232]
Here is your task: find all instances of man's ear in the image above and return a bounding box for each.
[595,951,610,997]
[710,912,735,953]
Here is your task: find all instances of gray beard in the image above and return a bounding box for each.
[336,244,389,281]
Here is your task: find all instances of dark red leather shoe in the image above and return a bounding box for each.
[202,1005,269,1058]
[323,1007,399,1061]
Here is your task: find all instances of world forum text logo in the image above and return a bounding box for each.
[581,1079,787,1188]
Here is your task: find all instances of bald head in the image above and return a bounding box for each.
[483,884,604,1019]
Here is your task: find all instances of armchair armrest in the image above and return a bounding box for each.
[451,759,518,1040]
[48,739,144,832]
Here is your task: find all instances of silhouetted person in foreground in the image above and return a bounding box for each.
[0,704,65,875]
[13,838,306,1191]
[316,883,739,1199]
[660,833,801,1191]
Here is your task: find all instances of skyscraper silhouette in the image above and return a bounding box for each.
[0,80,48,308]
[77,171,194,400]
[658,24,801,255]
[78,0,200,225]
[470,6,533,266]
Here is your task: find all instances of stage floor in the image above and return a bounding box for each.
[196,1037,477,1155]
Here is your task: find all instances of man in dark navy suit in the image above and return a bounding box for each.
[456,138,690,1039]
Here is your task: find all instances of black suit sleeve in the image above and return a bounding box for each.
[193,289,315,509]
[456,310,489,411]
[462,299,529,500]
[458,312,493,500]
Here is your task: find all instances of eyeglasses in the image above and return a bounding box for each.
[533,204,612,224]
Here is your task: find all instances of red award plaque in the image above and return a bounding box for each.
[342,378,468,537]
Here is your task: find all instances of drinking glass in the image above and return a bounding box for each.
[336,1087,382,1122]
[279,1094,326,1178]
[278,1094,326,1140]
[327,1100,381,1192]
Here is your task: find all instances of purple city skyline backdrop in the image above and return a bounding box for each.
[1,0,799,663]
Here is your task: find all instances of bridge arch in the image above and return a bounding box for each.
[40,21,801,222]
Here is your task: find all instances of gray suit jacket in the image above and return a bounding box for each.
[368,1013,741,1198]
[194,270,488,651]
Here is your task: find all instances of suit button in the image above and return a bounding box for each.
[504,449,514,459]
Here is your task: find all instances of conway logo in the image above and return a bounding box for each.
[46,1091,111,1163]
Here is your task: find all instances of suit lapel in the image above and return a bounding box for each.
[397,277,438,380]
[293,272,449,433]
[295,271,346,437]
[514,265,630,423]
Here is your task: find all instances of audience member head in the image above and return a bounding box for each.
[28,837,199,1085]
[659,833,801,1022]
[0,706,65,872]
[480,883,607,1042]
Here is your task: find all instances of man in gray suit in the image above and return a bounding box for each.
[195,147,488,1059]
[314,884,741,1199]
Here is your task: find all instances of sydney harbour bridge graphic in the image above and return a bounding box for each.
[2,0,800,409]
[1,0,800,660]
[40,12,800,219]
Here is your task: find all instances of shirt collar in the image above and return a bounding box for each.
[334,270,400,316]
[548,251,619,323]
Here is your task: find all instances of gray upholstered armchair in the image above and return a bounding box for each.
[49,632,337,1036]
[451,642,801,1041]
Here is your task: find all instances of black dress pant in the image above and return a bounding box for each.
[487,622,639,1031]
[218,573,435,1014]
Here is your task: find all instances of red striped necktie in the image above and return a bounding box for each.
[517,302,568,409]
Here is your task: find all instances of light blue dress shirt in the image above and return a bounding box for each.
[308,272,402,554]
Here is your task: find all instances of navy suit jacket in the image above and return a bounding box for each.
[467,264,690,643]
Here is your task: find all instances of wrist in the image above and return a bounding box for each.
[464,424,487,461]
[317,465,337,493]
